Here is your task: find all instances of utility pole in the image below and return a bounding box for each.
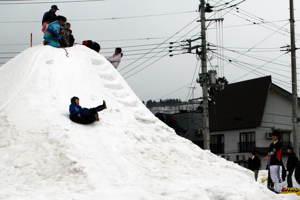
[200,0,210,150]
[175,1,225,150]
[289,0,299,157]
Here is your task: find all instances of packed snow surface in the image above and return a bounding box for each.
[0,45,299,200]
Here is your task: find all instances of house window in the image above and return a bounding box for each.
[240,132,255,152]
[210,134,224,154]
[281,132,291,147]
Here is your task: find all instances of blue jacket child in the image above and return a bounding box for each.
[69,96,106,121]
[44,15,67,47]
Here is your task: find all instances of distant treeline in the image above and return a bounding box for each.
[146,99,182,108]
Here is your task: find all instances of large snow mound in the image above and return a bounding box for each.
[0,45,297,199]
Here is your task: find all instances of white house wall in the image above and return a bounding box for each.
[259,88,300,148]
[211,87,300,165]
[211,128,256,162]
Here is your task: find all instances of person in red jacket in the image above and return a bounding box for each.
[82,40,100,52]
[264,131,283,194]
[155,113,188,136]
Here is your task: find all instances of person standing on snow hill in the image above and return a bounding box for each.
[263,130,283,194]
[69,97,107,122]
[155,113,188,136]
[106,47,123,69]
[42,5,59,25]
[286,146,299,188]
[43,15,67,47]
[248,149,261,181]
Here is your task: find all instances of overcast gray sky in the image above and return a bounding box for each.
[0,0,300,102]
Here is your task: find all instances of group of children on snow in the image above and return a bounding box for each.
[42,6,74,48]
[42,5,123,69]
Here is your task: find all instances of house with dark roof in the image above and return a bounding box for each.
[209,75,300,168]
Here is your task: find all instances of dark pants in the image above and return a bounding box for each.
[253,169,259,181]
[82,103,106,120]
[92,104,106,112]
[287,170,294,188]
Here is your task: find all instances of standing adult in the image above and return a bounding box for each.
[248,149,261,181]
[263,130,283,194]
[107,47,123,69]
[286,146,299,188]
[42,5,59,25]
[44,16,67,47]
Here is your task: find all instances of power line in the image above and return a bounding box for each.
[186,60,200,102]
[216,21,291,77]
[0,0,105,5]
[156,82,196,101]
[0,10,196,24]
[121,28,197,78]
[119,16,200,75]
[212,52,294,89]
[123,52,169,79]
[217,0,300,39]
[209,0,300,41]
[211,44,294,68]
[72,11,197,22]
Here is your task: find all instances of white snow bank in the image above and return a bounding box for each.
[0,45,298,200]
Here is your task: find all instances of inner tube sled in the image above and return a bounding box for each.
[69,114,95,124]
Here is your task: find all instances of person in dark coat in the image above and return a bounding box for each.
[263,130,283,194]
[42,5,59,25]
[155,113,188,136]
[286,146,299,188]
[68,29,75,47]
[69,97,107,122]
[82,40,101,52]
[248,149,261,181]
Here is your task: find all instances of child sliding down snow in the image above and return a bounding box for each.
[69,96,107,122]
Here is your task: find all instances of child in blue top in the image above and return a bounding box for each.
[44,15,67,47]
[69,96,106,121]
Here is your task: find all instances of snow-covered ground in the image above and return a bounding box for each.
[0,45,299,200]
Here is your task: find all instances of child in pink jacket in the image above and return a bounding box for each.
[42,21,50,33]
[107,47,123,69]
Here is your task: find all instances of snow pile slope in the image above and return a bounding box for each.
[0,45,297,199]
